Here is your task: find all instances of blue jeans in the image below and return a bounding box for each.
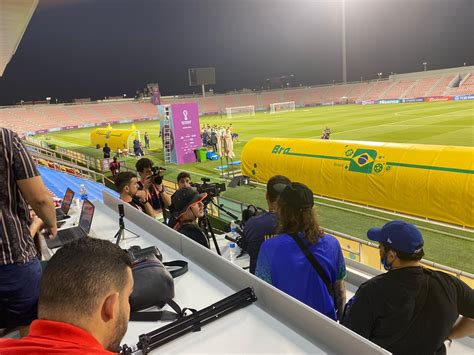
[0,258,42,328]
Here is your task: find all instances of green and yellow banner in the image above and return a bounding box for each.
[241,138,474,227]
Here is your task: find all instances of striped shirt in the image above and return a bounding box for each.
[0,128,39,265]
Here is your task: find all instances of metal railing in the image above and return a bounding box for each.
[216,195,474,288]
[28,148,114,186]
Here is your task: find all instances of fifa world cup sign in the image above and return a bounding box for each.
[242,138,474,227]
[169,103,201,164]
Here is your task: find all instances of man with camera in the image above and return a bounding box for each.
[114,171,154,217]
[135,158,171,216]
[242,175,291,274]
[168,187,209,248]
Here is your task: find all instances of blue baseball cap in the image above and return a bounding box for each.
[367,220,424,253]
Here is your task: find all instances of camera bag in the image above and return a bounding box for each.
[127,245,188,321]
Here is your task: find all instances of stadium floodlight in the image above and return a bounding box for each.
[377,72,382,80]
[422,62,427,71]
[270,101,296,114]
[226,105,255,119]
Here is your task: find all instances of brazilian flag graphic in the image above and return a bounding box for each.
[349,149,377,174]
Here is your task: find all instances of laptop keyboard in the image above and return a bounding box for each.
[59,228,86,244]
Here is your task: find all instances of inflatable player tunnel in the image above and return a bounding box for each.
[90,125,137,150]
[241,138,474,228]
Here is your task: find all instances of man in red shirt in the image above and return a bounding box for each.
[0,238,133,354]
[109,156,121,177]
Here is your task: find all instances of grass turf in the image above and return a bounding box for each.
[37,100,474,273]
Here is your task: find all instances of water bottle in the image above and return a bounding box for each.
[79,184,88,201]
[229,242,236,263]
[230,220,238,238]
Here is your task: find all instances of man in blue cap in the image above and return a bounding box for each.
[341,220,474,354]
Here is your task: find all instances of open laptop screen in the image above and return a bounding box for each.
[79,200,95,233]
[60,188,75,214]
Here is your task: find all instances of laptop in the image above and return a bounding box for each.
[56,188,75,221]
[47,199,95,249]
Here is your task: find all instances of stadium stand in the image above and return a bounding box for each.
[1,67,473,135]
[401,76,440,98]
[447,72,474,95]
[259,91,284,108]
[427,74,457,96]
[324,84,354,102]
[360,80,394,101]
[383,79,417,99]
[281,88,308,107]
[237,93,259,107]
[344,82,374,101]
[303,86,330,105]
[196,97,221,114]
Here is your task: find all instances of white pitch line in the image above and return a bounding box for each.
[327,107,474,137]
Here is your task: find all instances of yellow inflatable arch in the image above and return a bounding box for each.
[90,125,138,150]
[241,138,474,228]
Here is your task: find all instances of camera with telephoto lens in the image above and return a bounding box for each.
[191,177,226,203]
[150,166,166,185]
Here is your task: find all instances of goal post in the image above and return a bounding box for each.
[270,101,296,114]
[226,105,255,118]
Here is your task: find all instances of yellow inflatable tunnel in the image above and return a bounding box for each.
[90,125,137,150]
[241,138,474,228]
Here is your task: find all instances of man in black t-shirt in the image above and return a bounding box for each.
[168,187,209,248]
[135,158,171,216]
[102,143,111,158]
[114,172,154,217]
[241,175,290,274]
[341,220,474,354]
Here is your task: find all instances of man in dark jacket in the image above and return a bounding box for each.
[342,220,474,354]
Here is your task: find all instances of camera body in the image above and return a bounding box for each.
[192,177,226,202]
[241,205,266,225]
[150,166,166,185]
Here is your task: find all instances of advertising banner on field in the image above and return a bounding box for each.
[170,102,201,164]
[453,95,474,100]
[360,100,376,105]
[424,96,451,102]
[241,138,474,227]
[402,98,424,103]
[377,99,401,104]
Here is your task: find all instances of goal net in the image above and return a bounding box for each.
[270,101,296,114]
[226,105,255,118]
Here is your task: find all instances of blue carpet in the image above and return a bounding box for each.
[38,166,118,201]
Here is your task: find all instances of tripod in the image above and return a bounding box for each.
[199,201,221,255]
[114,204,140,246]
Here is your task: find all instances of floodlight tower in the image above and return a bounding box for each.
[342,0,347,83]
[422,62,427,72]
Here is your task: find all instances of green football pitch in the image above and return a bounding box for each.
[37,100,474,273]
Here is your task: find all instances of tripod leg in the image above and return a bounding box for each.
[205,217,221,256]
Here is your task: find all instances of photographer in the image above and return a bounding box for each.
[135,158,171,215]
[114,171,154,217]
[242,175,291,274]
[168,187,209,248]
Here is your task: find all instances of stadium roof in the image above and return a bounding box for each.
[0,0,38,76]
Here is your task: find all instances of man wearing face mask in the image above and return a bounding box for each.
[341,220,474,354]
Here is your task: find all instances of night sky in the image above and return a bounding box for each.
[0,0,472,105]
